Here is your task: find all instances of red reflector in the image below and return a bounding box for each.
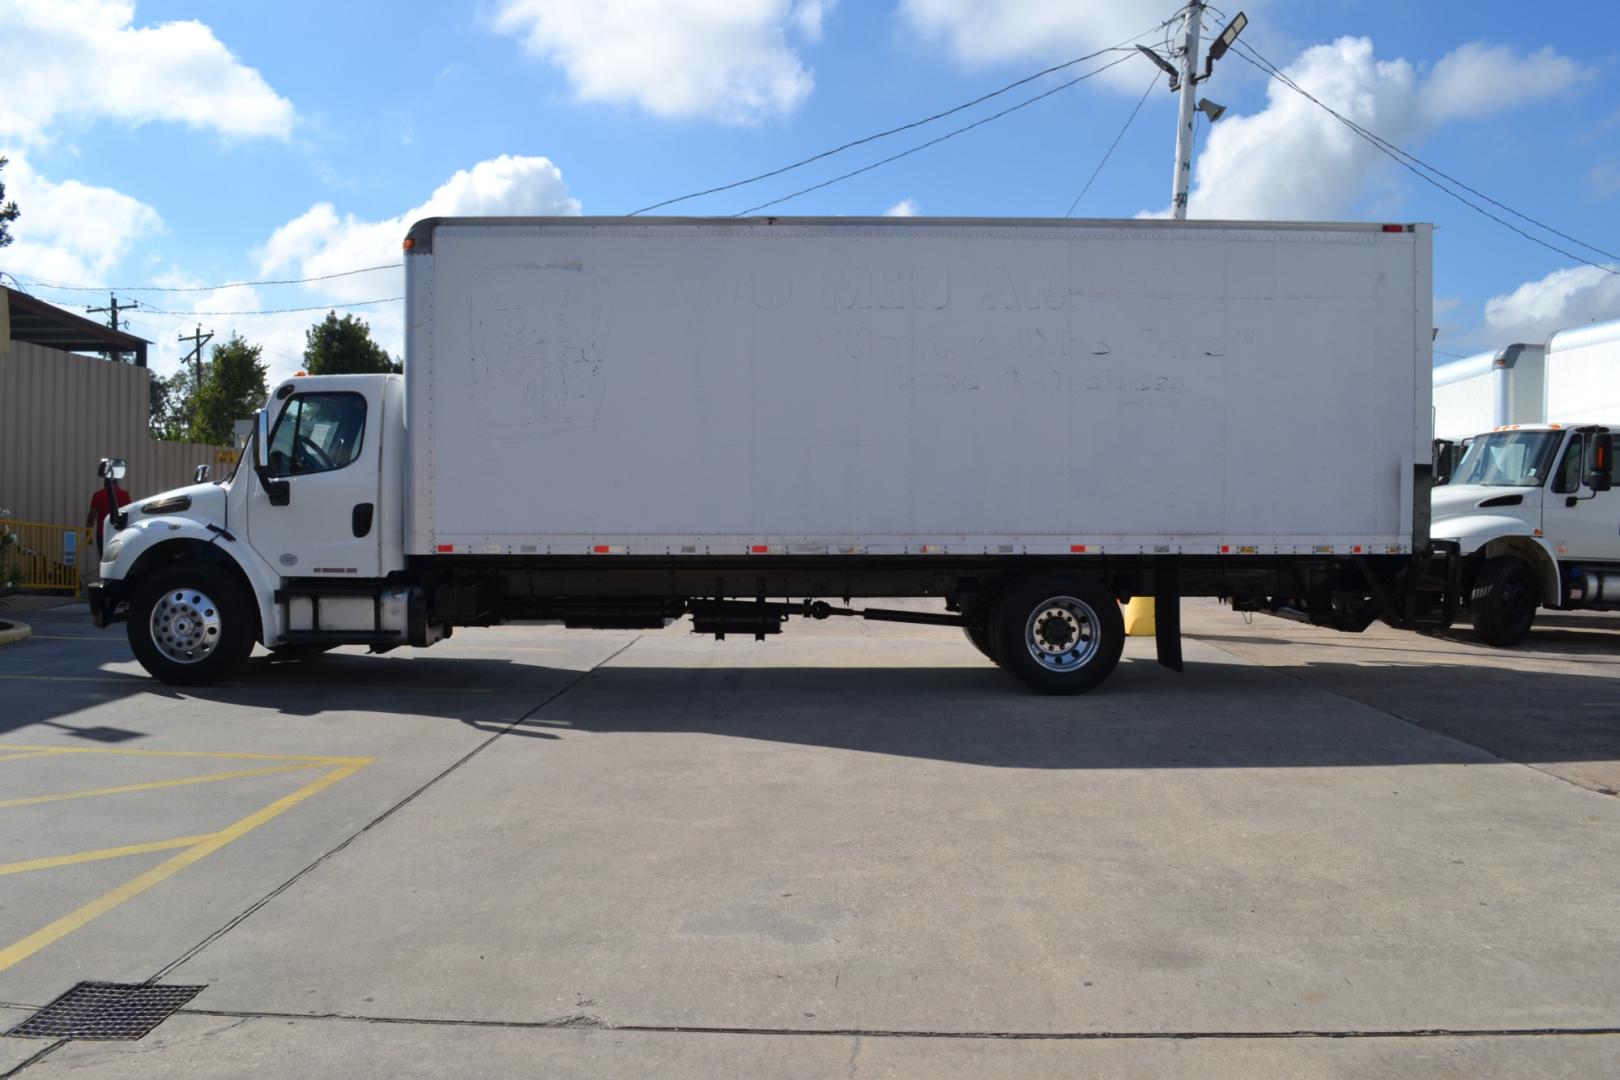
[751,545,769,554]
[1220,545,1230,553]
[436,544,454,553]
[1070,544,1087,553]
[592,545,611,554]
[1353,544,1363,553]
[1381,224,1403,233]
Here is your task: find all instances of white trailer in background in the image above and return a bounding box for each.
[1432,343,1545,483]
[1544,316,1620,425]
[1432,343,1545,439]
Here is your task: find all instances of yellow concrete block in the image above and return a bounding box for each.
[1123,597,1156,637]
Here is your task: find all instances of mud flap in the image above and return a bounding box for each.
[1155,555,1183,673]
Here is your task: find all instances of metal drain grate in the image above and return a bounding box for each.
[5,982,206,1040]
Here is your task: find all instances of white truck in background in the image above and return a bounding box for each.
[90,216,1510,691]
[1432,342,1544,484]
[1431,315,1620,643]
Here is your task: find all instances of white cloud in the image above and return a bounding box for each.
[1177,37,1589,221]
[1419,44,1588,124]
[248,155,582,382]
[0,153,163,284]
[883,198,920,216]
[897,0,1202,91]
[0,0,295,145]
[1482,265,1620,343]
[489,0,826,124]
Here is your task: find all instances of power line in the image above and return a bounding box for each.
[130,297,402,317]
[735,52,1137,217]
[631,18,1177,216]
[1230,40,1618,276]
[14,263,399,293]
[1067,72,1159,217]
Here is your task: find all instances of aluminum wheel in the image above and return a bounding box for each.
[1023,595,1101,672]
[148,588,222,664]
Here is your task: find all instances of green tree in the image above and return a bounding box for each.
[303,311,400,375]
[0,156,18,249]
[192,334,268,445]
[148,366,199,440]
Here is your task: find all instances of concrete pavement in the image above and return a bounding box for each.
[1,600,1616,1077]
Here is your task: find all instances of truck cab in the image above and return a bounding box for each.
[89,373,412,683]
[1432,423,1618,644]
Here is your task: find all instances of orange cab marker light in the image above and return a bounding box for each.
[293,370,308,377]
[403,237,415,250]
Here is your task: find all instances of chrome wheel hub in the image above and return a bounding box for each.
[150,589,222,664]
[1024,596,1100,672]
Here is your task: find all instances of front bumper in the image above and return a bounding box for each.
[87,580,130,628]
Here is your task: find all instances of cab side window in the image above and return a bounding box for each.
[266,393,367,477]
[1553,435,1586,494]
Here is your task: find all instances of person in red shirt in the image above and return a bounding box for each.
[87,480,132,553]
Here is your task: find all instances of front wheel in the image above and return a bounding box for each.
[989,574,1124,694]
[127,562,257,685]
[1471,556,1538,647]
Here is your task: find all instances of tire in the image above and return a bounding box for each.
[963,625,998,663]
[127,562,257,685]
[989,574,1124,694]
[1471,556,1538,647]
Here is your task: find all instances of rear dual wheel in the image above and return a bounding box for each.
[989,574,1124,694]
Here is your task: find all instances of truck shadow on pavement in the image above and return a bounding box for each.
[5,630,1616,778]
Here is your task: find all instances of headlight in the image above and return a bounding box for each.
[140,495,192,514]
[102,537,124,561]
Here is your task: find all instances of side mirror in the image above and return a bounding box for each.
[1432,440,1454,486]
[98,457,127,481]
[194,464,212,484]
[1585,431,1614,493]
[254,409,271,471]
[250,408,290,506]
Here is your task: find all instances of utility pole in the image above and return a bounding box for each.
[1170,2,1204,220]
[1137,5,1246,220]
[87,292,138,364]
[178,325,213,390]
[177,325,214,441]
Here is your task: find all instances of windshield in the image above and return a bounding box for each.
[1449,431,1562,488]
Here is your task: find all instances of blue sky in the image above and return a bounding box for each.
[1,0,1617,383]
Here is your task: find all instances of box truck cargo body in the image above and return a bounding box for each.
[92,217,1456,692]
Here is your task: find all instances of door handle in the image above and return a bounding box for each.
[352,503,374,538]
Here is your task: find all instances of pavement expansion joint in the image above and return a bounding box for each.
[163,1008,1620,1042]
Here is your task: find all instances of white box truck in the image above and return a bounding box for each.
[1428,315,1620,642]
[91,216,1496,692]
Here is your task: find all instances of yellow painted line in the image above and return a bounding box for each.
[0,834,219,876]
[0,757,371,974]
[0,763,324,809]
[0,749,78,763]
[0,674,495,693]
[0,743,356,765]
